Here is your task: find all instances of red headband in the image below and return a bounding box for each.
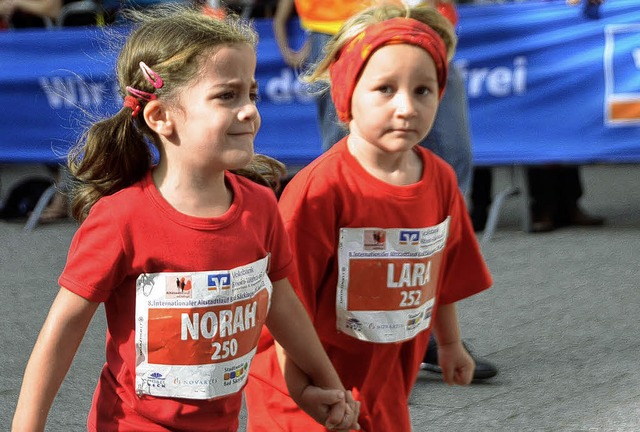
[329,17,449,123]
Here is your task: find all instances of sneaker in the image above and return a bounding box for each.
[420,338,498,381]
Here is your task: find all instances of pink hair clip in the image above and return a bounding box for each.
[139,61,164,89]
[125,86,157,102]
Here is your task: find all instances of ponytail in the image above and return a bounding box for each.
[68,109,153,222]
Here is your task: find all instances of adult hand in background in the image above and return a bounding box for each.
[273,0,310,69]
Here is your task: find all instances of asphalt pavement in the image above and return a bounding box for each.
[1,163,639,431]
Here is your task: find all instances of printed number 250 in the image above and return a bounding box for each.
[211,339,238,360]
[400,290,421,307]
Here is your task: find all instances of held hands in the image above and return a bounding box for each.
[326,389,360,431]
[437,340,475,386]
[299,386,361,431]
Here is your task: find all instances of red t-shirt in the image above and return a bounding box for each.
[59,170,294,432]
[246,139,492,432]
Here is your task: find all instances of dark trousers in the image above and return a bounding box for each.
[528,166,583,224]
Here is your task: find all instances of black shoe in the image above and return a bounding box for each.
[530,212,555,233]
[420,338,498,381]
[567,207,605,227]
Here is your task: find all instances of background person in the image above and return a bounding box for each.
[0,0,103,224]
[468,0,606,234]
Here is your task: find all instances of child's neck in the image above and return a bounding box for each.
[347,137,423,186]
[152,165,232,218]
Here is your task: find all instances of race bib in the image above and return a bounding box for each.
[135,256,271,400]
[336,219,449,343]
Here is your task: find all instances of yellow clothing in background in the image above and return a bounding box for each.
[294,0,367,34]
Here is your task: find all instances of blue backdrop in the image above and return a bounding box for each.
[1,0,639,166]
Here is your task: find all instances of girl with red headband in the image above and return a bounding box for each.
[12,6,359,431]
[246,3,492,431]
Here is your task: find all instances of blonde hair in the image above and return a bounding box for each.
[305,3,457,84]
[68,5,285,222]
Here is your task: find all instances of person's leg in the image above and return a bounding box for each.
[40,164,69,222]
[307,31,349,151]
[419,65,473,196]
[554,166,604,227]
[470,167,493,232]
[528,166,558,232]
[554,166,581,226]
[417,65,497,380]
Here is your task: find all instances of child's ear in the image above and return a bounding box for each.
[143,100,174,137]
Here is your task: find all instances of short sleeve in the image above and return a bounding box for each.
[264,193,295,284]
[437,189,492,304]
[58,199,130,303]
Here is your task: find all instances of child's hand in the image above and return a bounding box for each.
[326,389,360,431]
[299,386,361,430]
[437,340,475,385]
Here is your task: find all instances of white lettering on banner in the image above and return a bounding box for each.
[386,262,431,288]
[456,56,527,98]
[264,69,314,104]
[633,48,640,68]
[38,76,110,109]
[180,302,257,340]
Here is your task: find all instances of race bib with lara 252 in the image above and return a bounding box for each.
[336,219,449,343]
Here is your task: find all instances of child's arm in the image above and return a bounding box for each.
[12,287,99,431]
[275,344,359,431]
[266,278,360,430]
[431,302,475,386]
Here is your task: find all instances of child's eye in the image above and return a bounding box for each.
[250,91,260,103]
[416,86,431,96]
[377,85,394,94]
[215,91,235,100]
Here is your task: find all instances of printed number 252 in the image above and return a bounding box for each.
[400,290,421,307]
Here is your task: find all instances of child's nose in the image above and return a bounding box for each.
[238,102,258,121]
[395,93,416,116]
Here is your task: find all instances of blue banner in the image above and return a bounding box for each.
[1,0,639,166]
[456,0,640,164]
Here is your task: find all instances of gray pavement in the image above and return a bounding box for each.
[1,164,639,431]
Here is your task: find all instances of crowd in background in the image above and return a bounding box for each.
[0,0,606,229]
[0,0,279,29]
